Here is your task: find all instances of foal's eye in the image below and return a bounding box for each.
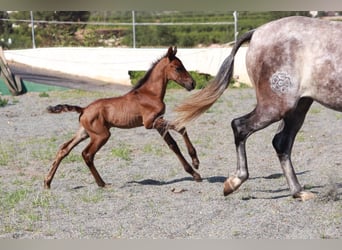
[176,67,183,72]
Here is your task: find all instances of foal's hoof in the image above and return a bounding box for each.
[43,180,51,190]
[104,183,112,188]
[223,176,242,196]
[193,172,202,182]
[98,183,112,188]
[293,191,316,201]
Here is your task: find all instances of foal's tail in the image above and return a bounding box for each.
[47,104,83,114]
[173,30,255,129]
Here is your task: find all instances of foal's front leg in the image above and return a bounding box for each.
[153,118,202,182]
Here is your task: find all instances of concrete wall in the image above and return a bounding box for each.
[4,47,250,86]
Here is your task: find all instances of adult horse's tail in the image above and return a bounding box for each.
[173,30,254,129]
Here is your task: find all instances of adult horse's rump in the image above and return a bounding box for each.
[173,16,342,201]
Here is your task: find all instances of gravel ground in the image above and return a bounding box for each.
[0,84,341,239]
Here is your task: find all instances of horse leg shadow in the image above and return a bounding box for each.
[125,175,226,186]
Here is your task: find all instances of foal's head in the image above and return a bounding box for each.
[164,46,196,91]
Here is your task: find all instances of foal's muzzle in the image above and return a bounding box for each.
[185,80,196,91]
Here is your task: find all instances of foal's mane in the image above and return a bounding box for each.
[131,52,168,91]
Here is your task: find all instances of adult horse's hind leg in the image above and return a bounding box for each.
[223,106,280,196]
[272,97,315,201]
[44,127,89,189]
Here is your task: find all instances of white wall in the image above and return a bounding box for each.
[4,47,250,85]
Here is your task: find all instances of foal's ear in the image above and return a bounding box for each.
[167,46,177,60]
[173,46,177,55]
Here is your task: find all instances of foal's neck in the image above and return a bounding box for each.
[140,59,168,100]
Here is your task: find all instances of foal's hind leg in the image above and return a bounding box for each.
[44,127,89,189]
[154,119,200,169]
[174,127,200,169]
[272,97,315,201]
[157,129,202,181]
[154,119,201,181]
[81,130,111,187]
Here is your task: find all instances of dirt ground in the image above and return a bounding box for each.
[0,75,341,238]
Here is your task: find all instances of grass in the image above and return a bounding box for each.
[54,89,114,100]
[0,145,10,166]
[0,188,58,234]
[81,189,104,203]
[0,96,9,107]
[32,191,55,208]
[111,143,132,161]
[29,137,59,162]
[1,189,29,210]
[25,136,82,164]
[142,143,166,156]
[309,107,322,114]
[64,153,84,163]
[296,131,306,142]
[39,92,50,98]
[0,136,64,170]
[335,113,342,120]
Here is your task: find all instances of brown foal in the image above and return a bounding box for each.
[44,46,201,189]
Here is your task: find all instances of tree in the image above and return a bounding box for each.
[0,11,13,48]
[0,11,12,34]
[51,11,91,35]
[33,11,91,46]
[9,11,91,47]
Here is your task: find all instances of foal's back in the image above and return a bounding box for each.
[80,92,143,128]
[80,93,144,130]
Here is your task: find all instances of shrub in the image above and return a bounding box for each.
[128,70,213,89]
[0,96,8,107]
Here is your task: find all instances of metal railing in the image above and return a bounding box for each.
[1,11,239,49]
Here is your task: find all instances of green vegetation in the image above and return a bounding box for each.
[1,11,318,49]
[1,189,28,209]
[39,92,50,97]
[81,189,104,203]
[142,143,166,156]
[0,143,14,165]
[129,70,214,89]
[0,187,58,234]
[111,143,132,161]
[0,95,9,107]
[129,70,252,89]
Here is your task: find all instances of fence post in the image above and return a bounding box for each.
[233,11,238,43]
[132,10,136,48]
[30,11,36,49]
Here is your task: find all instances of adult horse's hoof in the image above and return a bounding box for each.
[223,176,242,196]
[293,191,316,201]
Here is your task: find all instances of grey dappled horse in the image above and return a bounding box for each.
[174,16,342,201]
